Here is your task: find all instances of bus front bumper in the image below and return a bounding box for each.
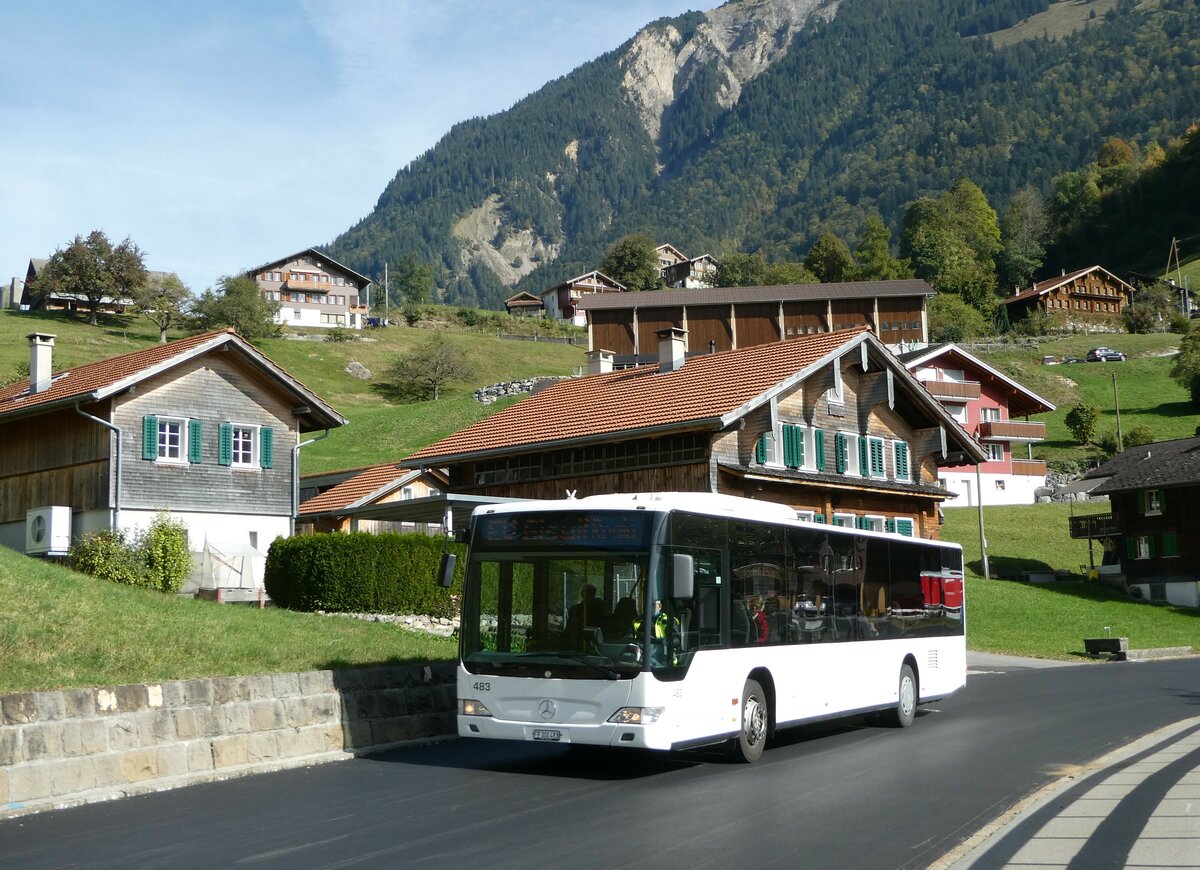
[457,715,672,750]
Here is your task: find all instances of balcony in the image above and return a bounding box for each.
[285,277,326,290]
[1011,458,1047,477]
[979,420,1047,442]
[1068,512,1121,540]
[920,379,981,402]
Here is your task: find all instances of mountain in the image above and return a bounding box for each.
[327,0,1200,308]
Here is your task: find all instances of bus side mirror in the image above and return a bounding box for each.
[437,552,457,588]
[671,553,694,600]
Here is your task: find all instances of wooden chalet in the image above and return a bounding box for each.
[0,330,346,593]
[577,280,934,366]
[250,247,372,330]
[1069,435,1200,608]
[297,464,449,535]
[402,327,986,539]
[503,291,544,317]
[1002,265,1135,324]
[540,270,625,325]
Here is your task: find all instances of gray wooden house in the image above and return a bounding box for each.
[0,330,345,593]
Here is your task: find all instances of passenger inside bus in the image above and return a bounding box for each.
[564,583,609,648]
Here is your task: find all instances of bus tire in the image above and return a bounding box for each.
[732,678,768,763]
[886,664,917,728]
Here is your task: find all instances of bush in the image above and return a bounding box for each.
[1169,313,1192,334]
[264,532,466,617]
[1123,303,1159,334]
[1013,309,1067,337]
[139,514,192,593]
[69,530,150,587]
[324,326,356,343]
[1064,402,1100,445]
[1095,425,1156,456]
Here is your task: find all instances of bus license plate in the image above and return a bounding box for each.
[532,729,562,742]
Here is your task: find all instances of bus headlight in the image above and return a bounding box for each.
[459,699,493,717]
[608,707,664,725]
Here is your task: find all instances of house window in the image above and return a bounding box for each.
[796,510,816,523]
[781,423,805,468]
[292,309,301,320]
[219,423,274,469]
[984,443,1004,462]
[832,512,857,528]
[892,518,915,537]
[863,436,886,478]
[1131,535,1153,560]
[859,515,886,532]
[946,404,968,424]
[1142,489,1163,516]
[980,407,1001,422]
[158,419,184,461]
[755,432,774,465]
[827,365,844,405]
[834,431,860,475]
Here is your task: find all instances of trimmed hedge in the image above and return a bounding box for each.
[264,532,466,617]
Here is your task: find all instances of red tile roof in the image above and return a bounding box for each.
[299,463,413,516]
[404,328,870,464]
[0,329,345,429]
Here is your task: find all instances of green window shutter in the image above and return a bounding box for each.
[885,519,896,533]
[859,438,868,475]
[755,433,767,464]
[142,416,158,460]
[815,430,826,470]
[260,427,274,469]
[1147,536,1156,558]
[782,425,804,468]
[835,433,847,473]
[1137,491,1146,514]
[218,423,233,467]
[1125,537,1137,559]
[896,442,909,479]
[897,519,914,537]
[795,428,805,467]
[813,513,826,524]
[1161,532,1178,558]
[1159,489,1166,510]
[188,420,203,464]
[871,439,885,476]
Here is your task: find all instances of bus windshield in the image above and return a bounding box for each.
[462,510,667,679]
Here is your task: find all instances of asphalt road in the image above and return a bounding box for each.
[4,657,1199,870]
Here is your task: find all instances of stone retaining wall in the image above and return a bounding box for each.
[0,664,457,819]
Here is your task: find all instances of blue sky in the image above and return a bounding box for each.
[1,1,700,294]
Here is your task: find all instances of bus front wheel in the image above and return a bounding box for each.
[886,664,917,728]
[732,679,768,763]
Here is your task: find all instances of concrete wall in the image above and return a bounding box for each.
[0,664,456,819]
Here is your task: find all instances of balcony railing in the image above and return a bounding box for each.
[979,420,1047,442]
[1068,512,1121,540]
[1011,458,1047,477]
[920,379,981,401]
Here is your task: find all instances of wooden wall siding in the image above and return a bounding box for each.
[1112,486,1199,584]
[732,303,781,347]
[590,310,636,355]
[739,405,773,465]
[452,463,712,500]
[782,301,828,337]
[111,354,296,516]
[685,305,734,355]
[635,307,684,356]
[877,298,923,343]
[0,407,113,523]
[830,299,873,331]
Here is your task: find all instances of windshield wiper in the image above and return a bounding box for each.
[556,654,622,680]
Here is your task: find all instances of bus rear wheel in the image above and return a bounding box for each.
[886,664,917,728]
[732,679,768,763]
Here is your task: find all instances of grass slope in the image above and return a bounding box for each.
[0,308,585,474]
[0,546,455,694]
[941,503,1199,658]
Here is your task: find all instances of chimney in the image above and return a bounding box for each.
[27,332,56,394]
[586,348,614,375]
[656,327,687,373]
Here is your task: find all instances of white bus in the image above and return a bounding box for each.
[448,493,965,762]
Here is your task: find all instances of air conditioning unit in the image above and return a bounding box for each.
[26,506,72,556]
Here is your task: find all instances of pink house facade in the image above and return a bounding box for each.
[899,344,1055,506]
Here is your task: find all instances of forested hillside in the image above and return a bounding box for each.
[328,0,1200,308]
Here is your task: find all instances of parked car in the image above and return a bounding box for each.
[1062,355,1085,364]
[1086,347,1126,362]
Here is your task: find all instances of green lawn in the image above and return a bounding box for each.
[0,546,456,695]
[941,503,1200,658]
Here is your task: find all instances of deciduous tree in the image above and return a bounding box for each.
[715,252,767,287]
[134,273,190,343]
[599,234,661,292]
[805,231,854,283]
[385,334,474,401]
[190,275,280,340]
[32,230,147,325]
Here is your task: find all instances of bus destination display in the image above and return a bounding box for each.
[475,511,651,549]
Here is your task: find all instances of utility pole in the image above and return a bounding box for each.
[1112,371,1123,453]
[975,463,989,579]
[384,262,389,325]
